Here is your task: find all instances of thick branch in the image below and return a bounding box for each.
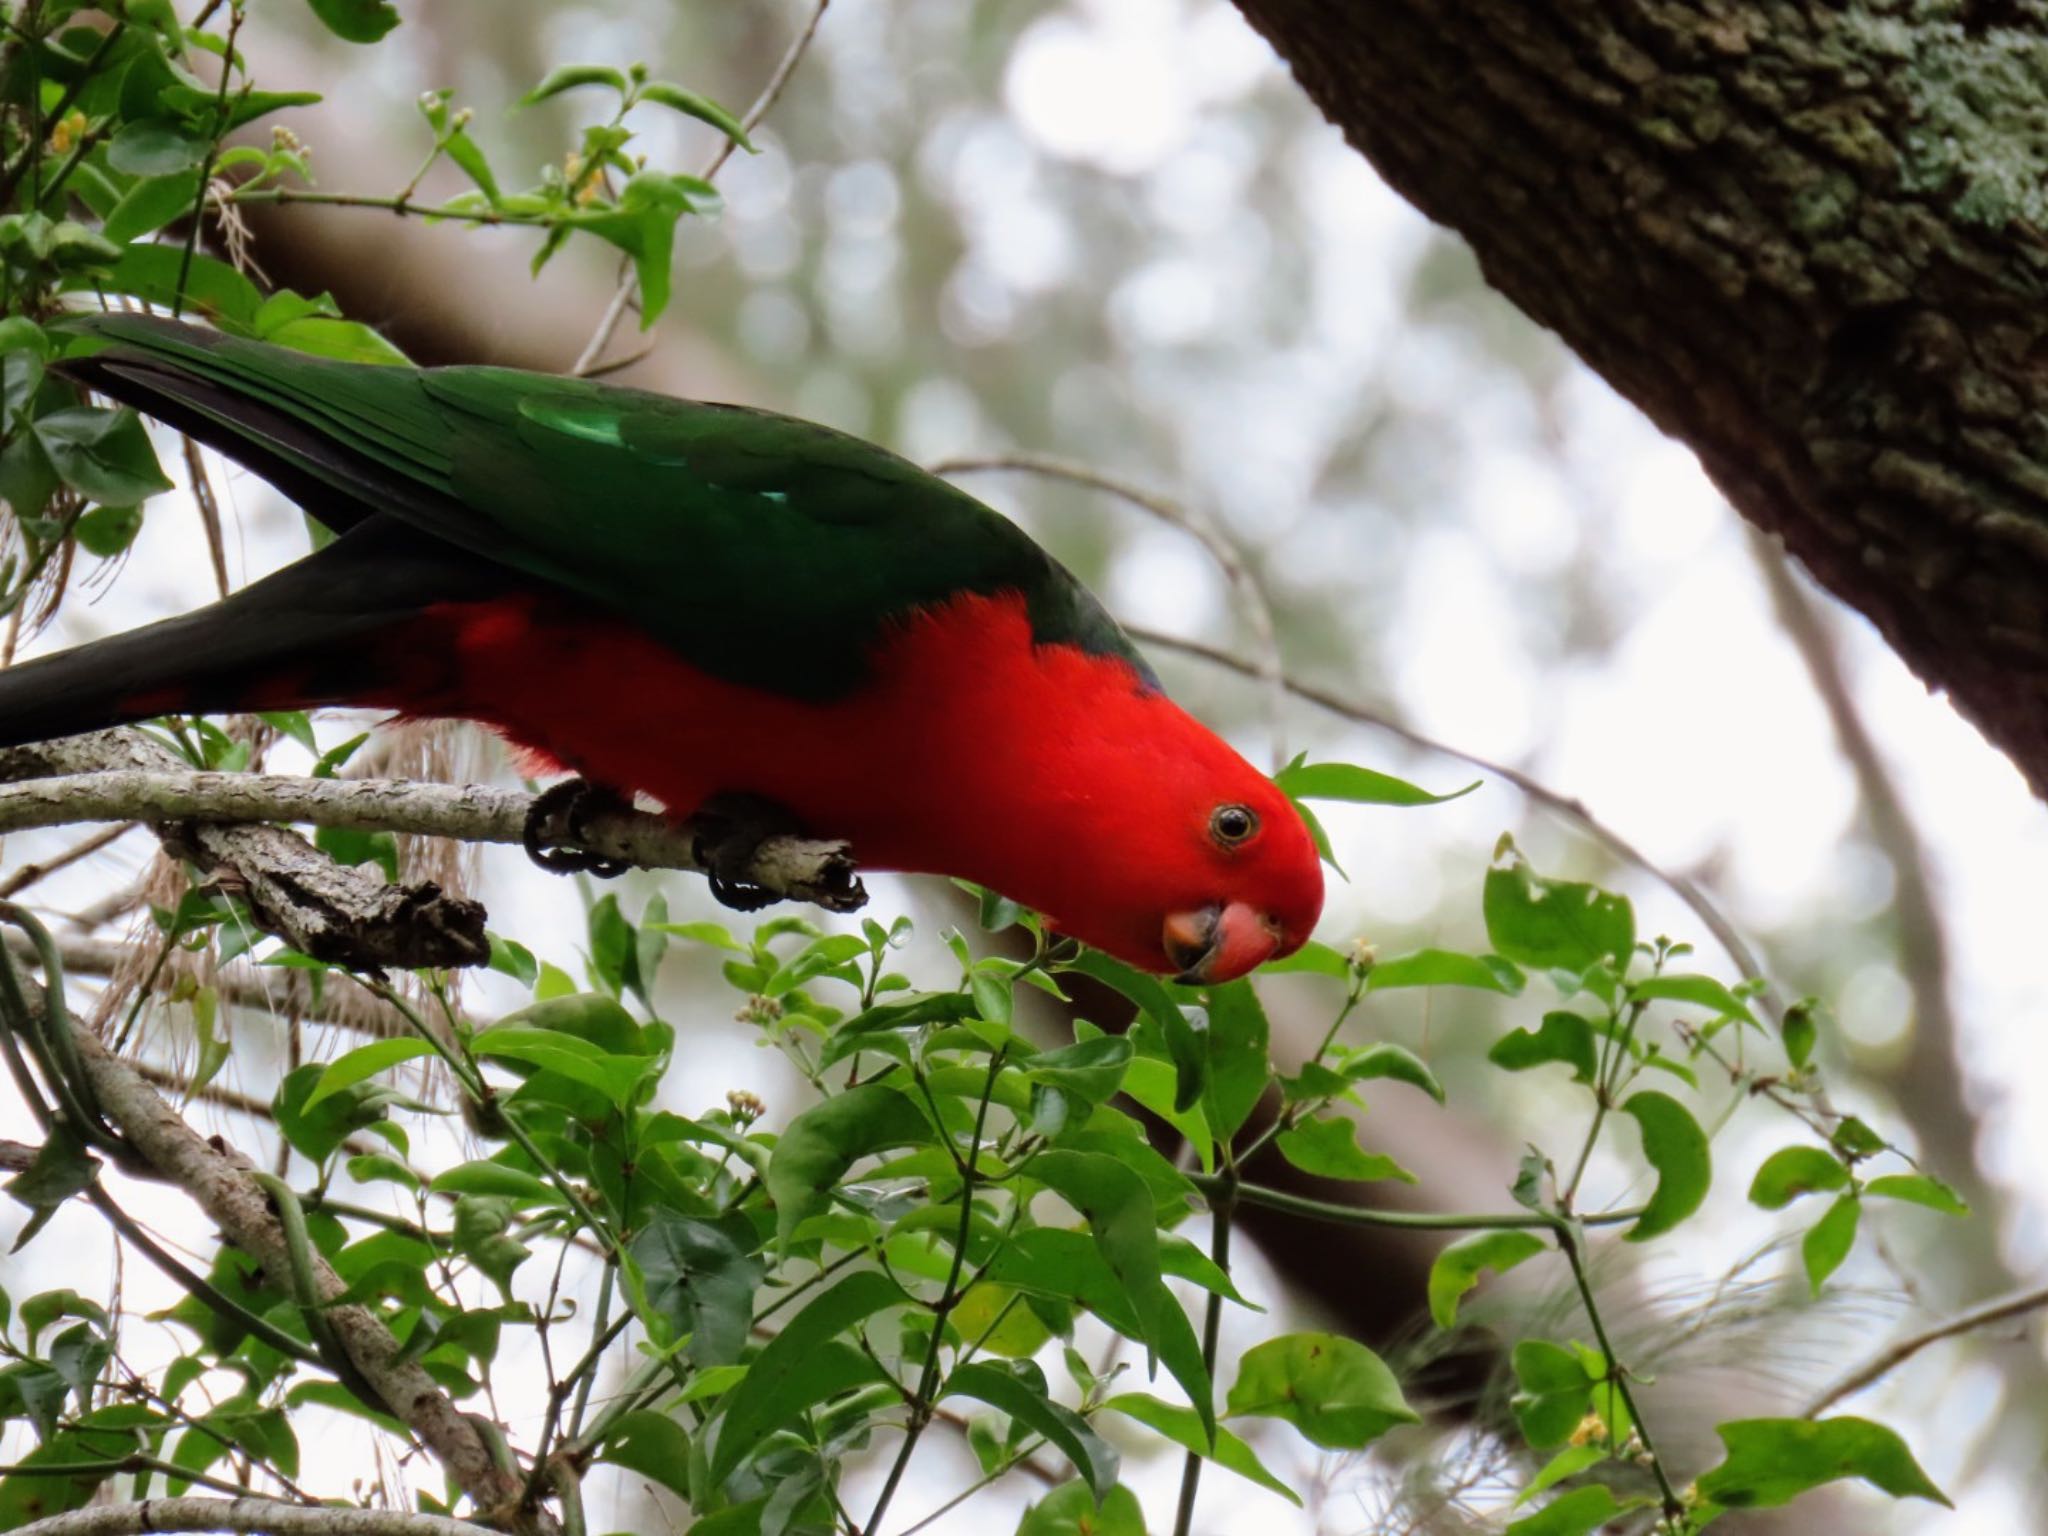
[1231,0,2048,797]
[0,732,487,970]
[67,1028,532,1522]
[9,1499,496,1536]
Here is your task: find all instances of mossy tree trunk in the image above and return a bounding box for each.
[1233,0,2048,794]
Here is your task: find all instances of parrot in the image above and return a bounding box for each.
[0,313,1323,982]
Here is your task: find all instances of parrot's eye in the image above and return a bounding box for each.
[1210,804,1258,847]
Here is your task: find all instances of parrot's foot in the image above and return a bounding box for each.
[691,793,814,913]
[522,777,633,878]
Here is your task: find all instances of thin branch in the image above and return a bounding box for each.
[0,768,861,910]
[935,455,1289,772]
[0,821,134,897]
[1130,624,1782,1016]
[571,0,831,376]
[8,1498,499,1536]
[1804,1281,2048,1418]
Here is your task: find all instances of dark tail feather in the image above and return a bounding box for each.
[0,518,514,750]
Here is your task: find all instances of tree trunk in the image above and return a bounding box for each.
[1231,0,2048,795]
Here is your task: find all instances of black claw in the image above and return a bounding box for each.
[522,777,632,879]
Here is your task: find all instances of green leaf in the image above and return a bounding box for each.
[1696,1417,1949,1510]
[572,170,697,328]
[5,1125,99,1252]
[107,119,209,176]
[1618,1090,1710,1241]
[1276,1116,1414,1184]
[1015,1481,1144,1536]
[76,244,262,327]
[1781,999,1819,1069]
[1426,1230,1547,1330]
[1514,1443,1608,1507]
[1505,1485,1625,1536]
[518,63,629,108]
[0,1404,163,1527]
[628,1212,762,1366]
[428,1161,561,1205]
[1801,1194,1861,1295]
[471,1025,653,1111]
[1258,939,1351,978]
[103,170,201,244]
[33,406,174,504]
[1747,1146,1850,1210]
[765,1082,935,1248]
[1200,979,1270,1143]
[272,1062,396,1163]
[596,1409,690,1502]
[1864,1174,1969,1216]
[710,1269,903,1484]
[450,1195,530,1300]
[1273,760,1478,807]
[304,1038,435,1111]
[1029,1150,1211,1441]
[1225,1331,1416,1449]
[1341,1042,1446,1104]
[639,82,754,149]
[1830,1116,1887,1162]
[1065,949,1205,1115]
[1488,1013,1598,1083]
[1509,1339,1593,1450]
[943,1361,1119,1501]
[305,0,399,43]
[1367,948,1524,995]
[1482,850,1635,973]
[1630,973,1756,1027]
[1024,1036,1132,1105]
[1101,1392,1301,1506]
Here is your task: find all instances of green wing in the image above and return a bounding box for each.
[56,313,1153,700]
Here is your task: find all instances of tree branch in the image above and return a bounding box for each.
[1130,624,1784,1016]
[1805,1281,2048,1419]
[8,1498,497,1536]
[0,731,488,970]
[0,734,867,967]
[64,1026,541,1526]
[571,0,832,376]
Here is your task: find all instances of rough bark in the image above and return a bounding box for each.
[0,739,866,969]
[0,732,489,970]
[65,1028,531,1523]
[1231,0,2048,795]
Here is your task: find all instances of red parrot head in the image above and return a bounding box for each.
[973,671,1327,983]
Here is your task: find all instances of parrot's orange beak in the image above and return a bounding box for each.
[1163,901,1284,985]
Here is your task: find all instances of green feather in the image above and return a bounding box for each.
[56,313,1154,699]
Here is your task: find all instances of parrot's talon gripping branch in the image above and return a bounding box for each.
[688,792,861,914]
[520,777,634,879]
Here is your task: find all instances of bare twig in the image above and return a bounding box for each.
[0,821,134,897]
[1130,624,1781,1011]
[9,1498,498,1536]
[937,454,1289,772]
[1805,1281,2048,1418]
[570,0,831,376]
[0,764,865,915]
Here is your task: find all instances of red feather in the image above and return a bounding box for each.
[376,588,1323,975]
